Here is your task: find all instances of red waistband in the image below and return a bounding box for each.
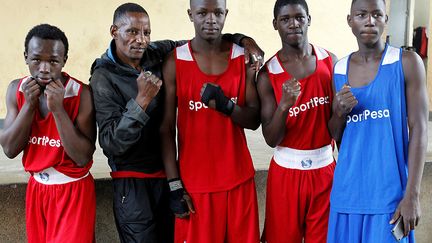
[110,170,166,179]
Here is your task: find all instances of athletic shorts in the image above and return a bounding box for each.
[327,210,415,243]
[262,159,335,243]
[175,178,259,243]
[26,174,96,243]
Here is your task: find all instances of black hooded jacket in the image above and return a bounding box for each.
[90,40,182,173]
[90,34,245,173]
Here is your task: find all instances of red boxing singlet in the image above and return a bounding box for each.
[16,73,92,178]
[266,45,334,150]
[175,42,255,193]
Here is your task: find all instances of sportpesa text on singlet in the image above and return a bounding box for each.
[331,45,409,214]
[16,73,92,178]
[174,42,255,193]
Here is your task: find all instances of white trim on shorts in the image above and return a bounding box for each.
[33,167,89,185]
[273,144,333,170]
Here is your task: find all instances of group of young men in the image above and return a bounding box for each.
[0,0,427,242]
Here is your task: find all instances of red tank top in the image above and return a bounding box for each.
[175,41,255,193]
[266,45,333,149]
[16,73,92,178]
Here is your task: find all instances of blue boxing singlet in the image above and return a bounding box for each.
[330,44,409,214]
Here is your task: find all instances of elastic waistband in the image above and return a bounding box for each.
[273,144,333,170]
[33,167,89,185]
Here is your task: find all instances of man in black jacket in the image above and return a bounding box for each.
[90,3,263,242]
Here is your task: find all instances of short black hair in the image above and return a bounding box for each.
[113,3,148,24]
[274,0,309,19]
[189,0,226,8]
[24,24,69,56]
[351,0,386,7]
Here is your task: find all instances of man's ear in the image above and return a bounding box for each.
[385,14,389,24]
[225,9,229,17]
[308,15,311,26]
[347,14,352,28]
[24,52,28,64]
[187,9,193,22]
[273,19,277,30]
[63,55,68,66]
[110,24,118,38]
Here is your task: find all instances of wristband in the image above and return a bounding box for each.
[168,178,183,191]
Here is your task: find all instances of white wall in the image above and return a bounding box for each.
[414,0,431,29]
[0,0,358,117]
[387,0,409,47]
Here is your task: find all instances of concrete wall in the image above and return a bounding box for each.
[1,167,431,242]
[0,0,358,117]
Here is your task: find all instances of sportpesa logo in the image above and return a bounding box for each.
[28,136,61,148]
[189,97,238,111]
[289,96,330,117]
[347,109,390,123]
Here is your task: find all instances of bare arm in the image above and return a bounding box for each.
[327,53,357,143]
[160,52,180,180]
[390,51,428,236]
[230,66,261,130]
[161,51,195,217]
[0,79,39,158]
[46,80,96,166]
[256,68,289,147]
[327,82,352,143]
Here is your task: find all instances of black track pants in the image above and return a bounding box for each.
[112,178,174,243]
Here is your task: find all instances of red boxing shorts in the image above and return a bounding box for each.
[175,178,259,243]
[26,173,96,243]
[262,159,335,243]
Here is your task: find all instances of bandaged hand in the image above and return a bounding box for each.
[200,83,235,116]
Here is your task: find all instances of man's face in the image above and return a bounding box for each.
[348,0,387,47]
[111,12,151,64]
[273,4,310,47]
[188,0,228,41]
[24,37,66,87]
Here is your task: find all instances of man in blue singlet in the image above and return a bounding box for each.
[327,0,428,242]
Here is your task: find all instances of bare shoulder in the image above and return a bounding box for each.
[80,82,91,95]
[78,83,94,112]
[402,49,422,64]
[9,79,21,90]
[256,66,274,93]
[5,79,21,100]
[401,50,426,83]
[257,65,269,83]
[162,50,177,77]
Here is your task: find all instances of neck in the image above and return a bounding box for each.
[280,41,311,60]
[191,35,223,53]
[356,40,386,60]
[117,53,141,70]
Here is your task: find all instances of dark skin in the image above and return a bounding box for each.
[328,0,428,236]
[110,11,263,112]
[257,4,337,147]
[0,37,96,166]
[111,11,162,111]
[161,0,260,218]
